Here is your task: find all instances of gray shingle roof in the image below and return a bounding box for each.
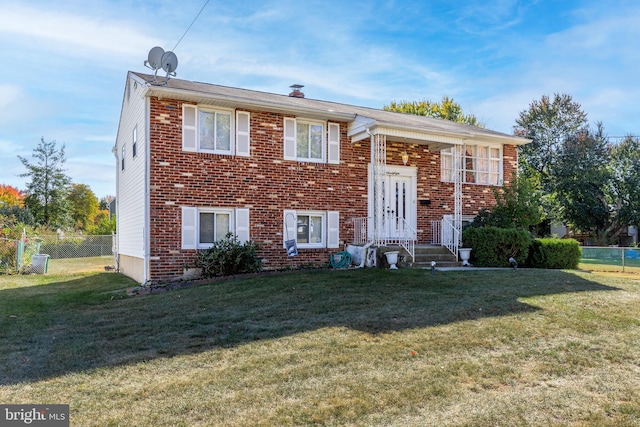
[130,71,528,145]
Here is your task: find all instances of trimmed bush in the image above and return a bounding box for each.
[527,238,581,269]
[462,227,531,267]
[194,233,262,278]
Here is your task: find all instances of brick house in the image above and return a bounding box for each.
[114,71,529,283]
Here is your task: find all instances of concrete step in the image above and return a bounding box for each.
[395,244,461,268]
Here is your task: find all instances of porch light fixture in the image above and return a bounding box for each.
[401,151,409,165]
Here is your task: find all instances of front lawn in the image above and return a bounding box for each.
[1,267,639,426]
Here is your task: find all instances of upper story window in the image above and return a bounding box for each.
[132,126,137,158]
[182,104,250,156]
[441,144,502,185]
[284,118,340,164]
[121,145,126,171]
[200,110,231,152]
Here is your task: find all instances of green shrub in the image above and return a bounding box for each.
[462,227,531,267]
[527,238,581,269]
[194,233,262,278]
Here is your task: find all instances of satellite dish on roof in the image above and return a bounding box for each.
[161,51,178,75]
[142,46,178,83]
[146,46,165,70]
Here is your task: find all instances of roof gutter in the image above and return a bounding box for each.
[142,83,357,122]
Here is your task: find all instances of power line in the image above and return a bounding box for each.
[171,0,211,52]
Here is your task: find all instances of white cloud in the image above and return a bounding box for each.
[0,4,160,60]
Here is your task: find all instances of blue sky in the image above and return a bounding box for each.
[1,0,639,198]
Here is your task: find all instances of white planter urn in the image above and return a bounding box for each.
[459,248,472,266]
[385,251,400,270]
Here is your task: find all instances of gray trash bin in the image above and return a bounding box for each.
[31,254,50,274]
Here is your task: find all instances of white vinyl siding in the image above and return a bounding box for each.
[182,104,250,155]
[181,207,250,249]
[115,75,147,264]
[283,210,339,249]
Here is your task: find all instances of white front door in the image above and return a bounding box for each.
[384,174,413,238]
[369,165,417,240]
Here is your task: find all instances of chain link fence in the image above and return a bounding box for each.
[0,234,115,274]
[580,246,640,273]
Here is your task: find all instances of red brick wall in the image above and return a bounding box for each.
[147,97,516,280]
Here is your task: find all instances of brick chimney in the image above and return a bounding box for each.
[289,84,305,98]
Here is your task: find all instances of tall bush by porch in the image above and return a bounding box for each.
[527,238,581,269]
[463,227,531,267]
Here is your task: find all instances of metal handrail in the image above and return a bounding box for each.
[441,217,460,259]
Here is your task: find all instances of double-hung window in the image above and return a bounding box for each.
[283,210,339,249]
[132,126,137,158]
[441,144,502,185]
[199,110,231,152]
[182,104,250,156]
[284,118,340,164]
[181,207,250,249]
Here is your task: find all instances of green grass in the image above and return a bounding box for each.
[580,257,640,274]
[2,265,640,426]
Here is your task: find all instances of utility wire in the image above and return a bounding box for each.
[171,0,211,52]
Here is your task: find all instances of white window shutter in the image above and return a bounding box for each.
[327,122,340,164]
[236,111,250,157]
[235,208,250,243]
[283,210,297,247]
[182,206,198,249]
[327,211,340,248]
[182,104,197,152]
[284,118,296,160]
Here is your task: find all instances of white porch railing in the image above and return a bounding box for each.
[352,217,416,262]
[430,219,460,259]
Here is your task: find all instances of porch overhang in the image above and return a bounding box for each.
[348,115,530,151]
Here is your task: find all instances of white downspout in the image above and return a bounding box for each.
[143,96,151,284]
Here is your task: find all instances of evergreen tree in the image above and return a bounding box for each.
[18,138,72,228]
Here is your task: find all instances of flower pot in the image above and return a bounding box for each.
[459,248,472,266]
[385,251,400,270]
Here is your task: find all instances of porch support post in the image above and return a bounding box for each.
[372,133,387,246]
[453,144,464,246]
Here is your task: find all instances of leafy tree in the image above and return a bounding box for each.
[383,96,483,127]
[0,185,25,208]
[18,138,72,228]
[611,135,640,230]
[552,123,617,244]
[514,93,588,183]
[471,172,544,232]
[0,206,35,229]
[68,183,99,231]
[89,210,116,235]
